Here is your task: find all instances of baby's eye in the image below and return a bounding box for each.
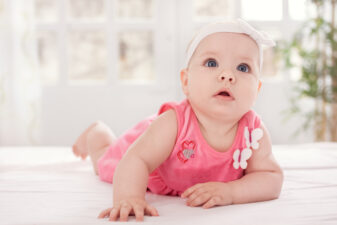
[237,63,250,72]
[204,59,218,67]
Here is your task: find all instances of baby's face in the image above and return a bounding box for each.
[181,32,260,120]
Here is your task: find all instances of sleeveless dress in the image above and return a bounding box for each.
[97,99,262,196]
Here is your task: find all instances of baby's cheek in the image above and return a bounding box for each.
[241,86,256,96]
[240,87,258,108]
[190,79,208,96]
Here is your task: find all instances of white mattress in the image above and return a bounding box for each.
[1,143,337,225]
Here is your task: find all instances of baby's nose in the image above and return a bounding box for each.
[218,74,236,83]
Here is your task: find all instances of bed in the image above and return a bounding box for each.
[1,143,337,225]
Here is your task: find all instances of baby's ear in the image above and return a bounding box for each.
[258,80,262,92]
[180,69,189,95]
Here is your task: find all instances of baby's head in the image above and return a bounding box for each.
[180,19,275,120]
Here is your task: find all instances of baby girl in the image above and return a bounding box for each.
[72,19,283,222]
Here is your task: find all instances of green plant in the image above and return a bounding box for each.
[279,0,337,141]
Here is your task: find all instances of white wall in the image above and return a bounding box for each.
[41,84,181,146]
[254,80,314,144]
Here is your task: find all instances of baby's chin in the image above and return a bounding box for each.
[213,108,245,120]
[211,103,252,120]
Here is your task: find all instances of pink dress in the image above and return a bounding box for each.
[97,99,261,196]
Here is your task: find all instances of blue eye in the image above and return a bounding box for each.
[205,59,218,67]
[237,64,249,72]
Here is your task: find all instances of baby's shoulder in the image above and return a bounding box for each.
[155,109,177,129]
[157,99,190,130]
[240,110,261,129]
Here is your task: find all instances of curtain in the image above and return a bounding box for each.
[0,0,41,145]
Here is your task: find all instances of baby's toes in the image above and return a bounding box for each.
[80,153,88,160]
[72,145,80,156]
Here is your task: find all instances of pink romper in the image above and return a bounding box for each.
[97,99,261,196]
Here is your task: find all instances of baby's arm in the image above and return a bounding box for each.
[227,123,283,203]
[98,110,177,221]
[182,123,283,207]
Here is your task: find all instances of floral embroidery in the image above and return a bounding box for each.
[177,140,196,163]
[233,126,263,169]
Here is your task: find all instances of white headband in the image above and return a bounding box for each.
[185,19,276,71]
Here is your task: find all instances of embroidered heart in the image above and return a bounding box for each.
[182,141,196,151]
[183,149,194,159]
[177,140,196,163]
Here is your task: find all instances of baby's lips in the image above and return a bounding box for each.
[214,88,234,99]
[214,90,235,101]
[217,91,231,97]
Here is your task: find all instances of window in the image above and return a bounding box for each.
[36,30,59,84]
[34,0,159,86]
[35,0,309,85]
[241,0,283,21]
[193,0,235,21]
[118,31,154,82]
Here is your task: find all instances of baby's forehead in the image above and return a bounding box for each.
[194,32,260,59]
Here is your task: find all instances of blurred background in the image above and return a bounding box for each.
[0,0,336,146]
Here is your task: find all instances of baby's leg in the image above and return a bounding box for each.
[72,121,117,175]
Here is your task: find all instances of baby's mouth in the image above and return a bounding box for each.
[214,89,235,100]
[218,91,231,97]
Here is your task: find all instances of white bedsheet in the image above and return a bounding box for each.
[1,143,337,225]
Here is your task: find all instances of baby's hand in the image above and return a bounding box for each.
[98,197,159,222]
[181,182,233,209]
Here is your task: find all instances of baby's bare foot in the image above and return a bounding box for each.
[72,122,98,160]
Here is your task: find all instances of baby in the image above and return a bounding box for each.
[72,19,283,222]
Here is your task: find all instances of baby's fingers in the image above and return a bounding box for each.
[181,183,201,198]
[203,196,221,209]
[119,204,132,221]
[109,206,121,221]
[145,204,159,217]
[133,205,145,222]
[97,208,113,219]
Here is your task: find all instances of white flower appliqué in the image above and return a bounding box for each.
[233,126,263,169]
